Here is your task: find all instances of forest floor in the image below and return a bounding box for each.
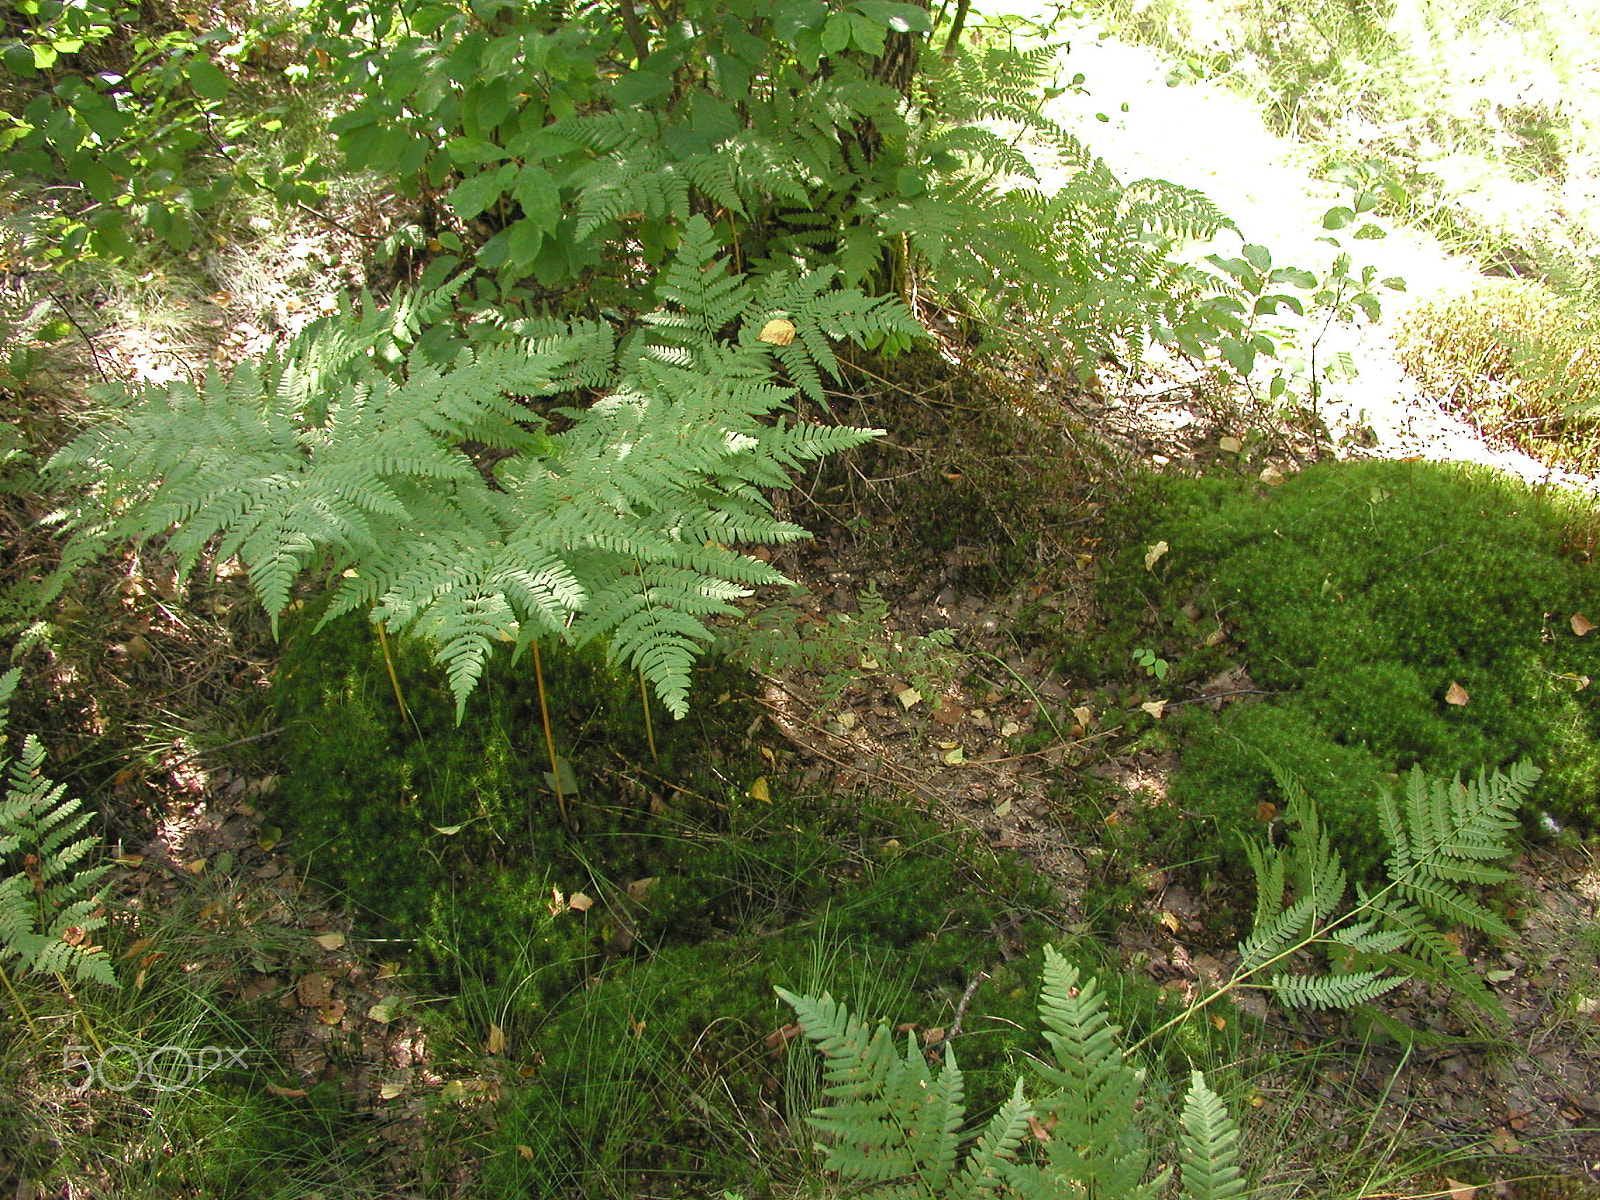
[7,13,1600,1198]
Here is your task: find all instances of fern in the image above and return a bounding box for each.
[1238,762,1533,1018]
[1179,1072,1248,1200]
[49,216,904,719]
[0,668,115,988]
[779,944,1245,1200]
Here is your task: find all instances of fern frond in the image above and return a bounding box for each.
[1238,762,1525,1020]
[1269,970,1404,1009]
[0,676,115,989]
[1033,946,1164,1200]
[777,987,967,1188]
[1179,1072,1247,1200]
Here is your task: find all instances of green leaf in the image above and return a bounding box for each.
[611,66,674,108]
[821,11,852,56]
[854,0,935,32]
[1241,243,1272,271]
[847,13,886,55]
[1321,206,1356,230]
[773,0,829,42]
[444,136,507,165]
[448,163,516,220]
[185,56,231,101]
[512,163,560,232]
[1220,337,1256,376]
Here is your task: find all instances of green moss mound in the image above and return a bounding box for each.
[1100,458,1599,877]
[265,609,1088,1197]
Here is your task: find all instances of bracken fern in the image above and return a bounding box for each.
[0,668,115,988]
[48,216,906,719]
[778,944,1246,1200]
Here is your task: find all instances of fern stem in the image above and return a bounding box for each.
[532,641,569,828]
[56,971,106,1057]
[638,667,659,766]
[374,620,409,722]
[0,961,38,1041]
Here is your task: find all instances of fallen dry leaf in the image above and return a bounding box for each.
[296,973,332,1008]
[379,1083,406,1100]
[567,892,594,913]
[1445,681,1469,705]
[1445,1178,1477,1200]
[1572,612,1594,636]
[313,932,345,951]
[485,1023,506,1055]
[1144,540,1170,570]
[1259,465,1285,485]
[757,317,796,346]
[897,687,922,709]
[748,776,770,803]
[1140,699,1167,718]
[1219,435,1242,453]
[319,999,346,1025]
[264,1082,308,1098]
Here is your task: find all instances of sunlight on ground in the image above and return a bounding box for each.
[979,0,1600,491]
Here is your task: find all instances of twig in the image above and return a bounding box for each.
[164,726,284,768]
[947,970,989,1040]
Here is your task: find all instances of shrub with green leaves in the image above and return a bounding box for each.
[1101,458,1599,870]
[305,0,1242,371]
[0,0,311,265]
[47,215,910,719]
[778,944,1246,1200]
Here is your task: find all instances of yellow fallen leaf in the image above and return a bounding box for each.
[1140,699,1167,718]
[567,892,594,913]
[1445,1178,1477,1200]
[758,317,796,346]
[1572,612,1594,636]
[1144,540,1169,570]
[897,687,922,709]
[1072,705,1094,728]
[1259,465,1285,485]
[516,1144,535,1160]
[379,1083,406,1100]
[942,746,965,765]
[440,1080,466,1101]
[1158,911,1181,932]
[184,858,207,875]
[319,999,346,1025]
[748,776,770,803]
[1445,681,1470,706]
[485,1023,506,1055]
[313,932,345,951]
[1219,435,1242,453]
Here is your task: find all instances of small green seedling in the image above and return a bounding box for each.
[1132,647,1171,681]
